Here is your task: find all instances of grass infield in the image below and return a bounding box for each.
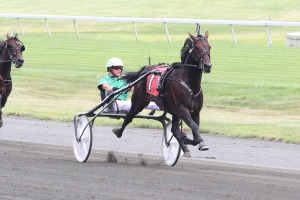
[0,0,299,143]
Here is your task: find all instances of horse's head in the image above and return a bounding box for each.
[5,33,25,68]
[188,32,212,73]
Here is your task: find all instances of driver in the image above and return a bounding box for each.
[98,58,160,113]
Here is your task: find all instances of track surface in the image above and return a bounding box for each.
[1,116,300,199]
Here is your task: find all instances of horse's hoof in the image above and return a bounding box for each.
[198,142,209,151]
[0,119,3,127]
[112,127,122,138]
[183,138,193,145]
[183,152,192,158]
[191,137,202,146]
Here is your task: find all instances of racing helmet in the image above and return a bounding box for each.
[106,58,123,72]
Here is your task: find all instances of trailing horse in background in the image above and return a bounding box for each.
[0,32,25,127]
[113,31,212,156]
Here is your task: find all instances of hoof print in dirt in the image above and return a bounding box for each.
[107,151,118,163]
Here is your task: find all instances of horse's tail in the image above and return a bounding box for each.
[121,65,148,83]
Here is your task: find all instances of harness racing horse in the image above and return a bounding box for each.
[113,32,212,157]
[0,33,25,127]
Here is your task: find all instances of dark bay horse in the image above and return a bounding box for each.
[0,33,25,127]
[113,32,212,156]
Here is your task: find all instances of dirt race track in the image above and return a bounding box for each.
[1,116,300,200]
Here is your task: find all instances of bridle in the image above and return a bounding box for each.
[0,37,25,64]
[167,36,211,113]
[0,37,25,95]
[188,36,211,72]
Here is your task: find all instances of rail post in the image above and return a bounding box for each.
[17,18,24,36]
[73,19,80,39]
[133,22,139,41]
[45,18,51,37]
[164,22,171,42]
[265,25,272,46]
[230,24,237,45]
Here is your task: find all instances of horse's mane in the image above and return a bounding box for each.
[121,65,149,83]
[180,38,192,63]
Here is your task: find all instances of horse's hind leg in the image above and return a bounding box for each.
[113,87,150,138]
[171,115,191,157]
[113,107,142,138]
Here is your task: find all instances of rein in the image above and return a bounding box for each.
[172,63,202,70]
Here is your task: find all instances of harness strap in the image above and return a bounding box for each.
[157,65,173,92]
[0,75,12,96]
[0,75,5,95]
[157,65,173,113]
[176,79,202,114]
[176,79,194,97]
[157,64,202,114]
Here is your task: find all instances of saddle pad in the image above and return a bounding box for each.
[146,66,168,96]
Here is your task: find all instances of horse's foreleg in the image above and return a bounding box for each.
[180,111,203,146]
[171,116,191,157]
[191,113,209,151]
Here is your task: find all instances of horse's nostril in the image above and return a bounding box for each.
[17,59,24,63]
[205,63,212,68]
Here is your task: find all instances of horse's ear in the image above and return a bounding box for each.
[188,32,196,41]
[15,33,18,39]
[205,31,209,39]
[6,33,9,39]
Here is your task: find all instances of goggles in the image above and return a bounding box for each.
[111,66,123,70]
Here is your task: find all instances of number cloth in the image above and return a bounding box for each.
[146,66,168,96]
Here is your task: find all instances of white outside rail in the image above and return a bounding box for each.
[1,14,300,45]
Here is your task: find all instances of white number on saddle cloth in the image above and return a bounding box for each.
[146,67,168,96]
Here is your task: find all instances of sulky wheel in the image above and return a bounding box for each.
[73,115,93,162]
[162,120,181,166]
